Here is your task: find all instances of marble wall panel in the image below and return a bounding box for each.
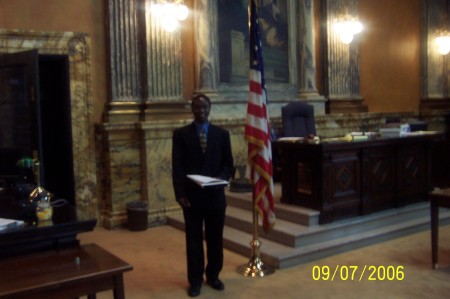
[96,110,448,229]
[141,122,176,226]
[97,124,143,228]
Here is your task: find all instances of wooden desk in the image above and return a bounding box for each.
[0,243,133,299]
[0,191,97,259]
[275,133,442,223]
[430,188,450,269]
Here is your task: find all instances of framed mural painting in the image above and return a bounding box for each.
[218,0,289,84]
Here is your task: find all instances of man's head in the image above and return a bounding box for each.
[191,93,211,124]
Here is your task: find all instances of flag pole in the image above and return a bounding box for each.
[237,190,275,277]
[237,0,275,277]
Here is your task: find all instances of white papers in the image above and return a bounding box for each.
[351,132,377,137]
[277,137,303,142]
[403,130,439,136]
[0,218,24,231]
[277,136,320,144]
[187,174,229,188]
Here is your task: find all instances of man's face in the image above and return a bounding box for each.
[192,97,211,123]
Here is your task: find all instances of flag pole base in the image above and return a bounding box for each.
[237,255,275,277]
[237,240,275,277]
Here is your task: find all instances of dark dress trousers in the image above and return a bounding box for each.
[172,122,234,287]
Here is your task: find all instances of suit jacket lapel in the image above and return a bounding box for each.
[206,125,219,154]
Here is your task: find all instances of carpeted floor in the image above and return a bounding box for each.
[78,224,450,299]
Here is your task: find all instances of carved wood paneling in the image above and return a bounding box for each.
[278,134,439,224]
[361,147,396,214]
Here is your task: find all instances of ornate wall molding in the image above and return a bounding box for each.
[0,29,98,218]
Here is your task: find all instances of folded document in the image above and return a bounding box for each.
[187,174,229,188]
[0,218,25,231]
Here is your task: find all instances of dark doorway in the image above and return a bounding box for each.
[0,50,75,205]
[39,55,75,204]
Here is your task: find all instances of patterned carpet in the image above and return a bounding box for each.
[79,223,450,299]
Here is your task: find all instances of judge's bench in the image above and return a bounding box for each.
[273,132,443,224]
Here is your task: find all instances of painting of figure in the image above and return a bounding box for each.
[218,0,289,83]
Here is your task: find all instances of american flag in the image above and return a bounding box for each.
[245,0,275,232]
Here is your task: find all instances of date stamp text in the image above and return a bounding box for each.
[312,265,405,281]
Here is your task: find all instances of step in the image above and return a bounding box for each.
[166,205,450,269]
[293,202,432,247]
[225,205,309,247]
[225,202,433,248]
[226,191,320,226]
[225,210,450,269]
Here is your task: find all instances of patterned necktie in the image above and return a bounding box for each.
[199,127,207,153]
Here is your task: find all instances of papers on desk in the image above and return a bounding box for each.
[0,218,24,231]
[351,132,377,137]
[350,132,369,141]
[187,174,229,188]
[277,137,304,142]
[277,136,320,143]
[402,130,440,136]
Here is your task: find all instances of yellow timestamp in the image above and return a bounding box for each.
[312,265,405,281]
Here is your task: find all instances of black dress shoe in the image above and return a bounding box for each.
[187,285,201,297]
[207,279,225,291]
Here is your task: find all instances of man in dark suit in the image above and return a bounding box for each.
[172,93,234,297]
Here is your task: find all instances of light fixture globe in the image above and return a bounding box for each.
[436,35,450,55]
[333,17,363,44]
[340,32,354,44]
[150,3,163,18]
[149,1,189,32]
[176,4,189,21]
[161,16,179,32]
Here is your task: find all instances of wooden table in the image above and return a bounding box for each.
[430,187,450,269]
[0,243,133,299]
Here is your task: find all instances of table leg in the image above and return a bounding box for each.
[113,274,125,299]
[431,200,439,269]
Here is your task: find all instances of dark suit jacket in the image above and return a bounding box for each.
[172,122,234,209]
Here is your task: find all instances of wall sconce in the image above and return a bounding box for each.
[150,0,189,32]
[435,32,450,55]
[332,15,363,44]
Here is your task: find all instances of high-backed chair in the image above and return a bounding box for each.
[281,102,316,137]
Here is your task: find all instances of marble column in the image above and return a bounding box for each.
[105,0,144,122]
[322,0,367,113]
[145,0,183,101]
[298,0,326,115]
[142,0,191,121]
[420,0,450,110]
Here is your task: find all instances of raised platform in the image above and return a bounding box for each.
[167,184,450,269]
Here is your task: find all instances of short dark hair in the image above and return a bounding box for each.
[191,93,211,107]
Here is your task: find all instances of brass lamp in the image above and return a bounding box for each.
[17,157,53,221]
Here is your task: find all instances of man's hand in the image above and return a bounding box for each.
[178,197,191,208]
